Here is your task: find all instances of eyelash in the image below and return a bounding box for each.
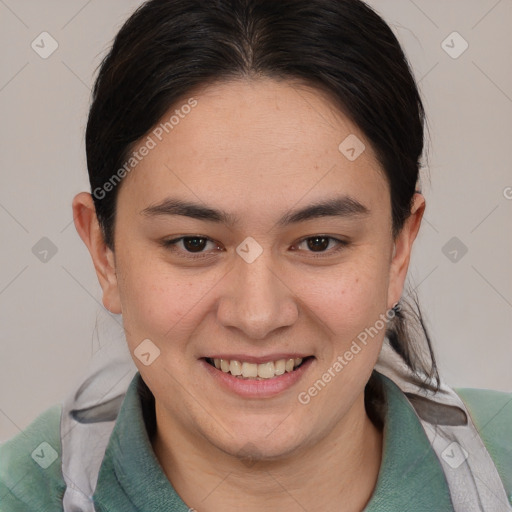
[160,235,349,260]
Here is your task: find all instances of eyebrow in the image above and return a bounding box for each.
[140,195,370,227]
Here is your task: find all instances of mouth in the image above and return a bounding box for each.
[204,356,313,380]
[201,355,315,398]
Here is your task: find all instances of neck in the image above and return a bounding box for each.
[152,392,383,512]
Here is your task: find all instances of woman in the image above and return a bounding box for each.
[1,0,511,511]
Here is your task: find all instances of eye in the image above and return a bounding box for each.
[161,236,222,259]
[292,235,349,257]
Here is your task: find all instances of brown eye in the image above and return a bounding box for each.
[161,236,221,258]
[293,235,349,257]
[182,237,208,252]
[306,236,330,252]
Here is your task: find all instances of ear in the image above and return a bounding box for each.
[387,193,425,309]
[72,192,122,314]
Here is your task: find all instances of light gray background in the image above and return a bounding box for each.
[1,0,511,443]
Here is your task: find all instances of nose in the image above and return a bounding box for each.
[216,249,299,340]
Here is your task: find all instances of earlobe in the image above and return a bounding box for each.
[72,192,122,314]
[387,193,426,309]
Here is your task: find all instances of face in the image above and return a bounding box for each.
[79,77,423,461]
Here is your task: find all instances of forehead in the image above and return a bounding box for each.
[117,78,389,222]
[165,77,374,163]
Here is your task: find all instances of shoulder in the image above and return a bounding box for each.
[0,404,66,511]
[455,387,512,502]
[456,386,512,440]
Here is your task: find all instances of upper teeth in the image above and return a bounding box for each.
[212,357,303,379]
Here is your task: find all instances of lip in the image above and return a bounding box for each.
[201,356,315,399]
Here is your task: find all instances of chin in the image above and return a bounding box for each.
[210,423,307,463]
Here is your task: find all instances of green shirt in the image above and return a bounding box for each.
[1,372,511,511]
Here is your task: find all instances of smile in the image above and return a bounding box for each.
[201,355,315,398]
[206,357,309,379]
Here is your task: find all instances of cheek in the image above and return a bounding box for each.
[116,254,219,350]
[295,259,389,412]
[297,255,389,339]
